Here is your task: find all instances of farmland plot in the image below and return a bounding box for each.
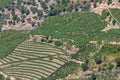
[0,40,68,80]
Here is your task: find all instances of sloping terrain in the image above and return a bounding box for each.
[0,40,68,80]
[0,1,120,80]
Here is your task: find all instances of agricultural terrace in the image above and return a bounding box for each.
[0,40,68,80]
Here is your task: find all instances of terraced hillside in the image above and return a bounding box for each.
[0,40,68,80]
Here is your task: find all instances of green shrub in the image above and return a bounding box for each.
[108,64,114,70]
[101,9,108,20]
[55,40,63,47]
[95,56,102,64]
[115,57,120,67]
[112,20,116,25]
[91,73,96,80]
[81,63,89,71]
[0,74,4,80]
[67,40,73,49]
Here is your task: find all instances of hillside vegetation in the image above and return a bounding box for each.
[0,1,120,79]
[0,0,13,8]
[110,8,120,22]
[0,30,29,59]
[31,11,120,59]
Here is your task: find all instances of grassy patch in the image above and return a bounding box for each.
[0,30,29,59]
[0,0,14,8]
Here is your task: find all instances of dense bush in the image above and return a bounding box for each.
[0,74,4,80]
[107,0,112,5]
[110,8,120,23]
[101,9,108,20]
[95,56,102,64]
[55,40,63,47]
[115,57,120,67]
[90,73,96,80]
[81,63,89,71]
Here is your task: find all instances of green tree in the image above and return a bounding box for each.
[55,40,63,47]
[95,56,102,64]
[81,63,89,71]
[0,74,4,80]
[37,10,43,17]
[112,20,116,25]
[115,57,120,67]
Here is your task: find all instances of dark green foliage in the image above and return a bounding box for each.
[81,63,89,71]
[95,56,102,64]
[48,62,80,80]
[12,15,18,21]
[0,0,14,8]
[115,57,120,67]
[48,40,53,43]
[117,46,120,52]
[107,0,112,5]
[39,0,48,11]
[93,3,97,8]
[31,7,38,14]
[101,9,108,20]
[91,73,96,80]
[37,10,43,17]
[0,74,4,80]
[55,40,63,47]
[112,20,116,25]
[83,4,90,10]
[40,77,46,80]
[108,64,114,70]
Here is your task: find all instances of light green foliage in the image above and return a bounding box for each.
[0,30,29,59]
[95,44,120,57]
[66,40,73,49]
[0,0,14,8]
